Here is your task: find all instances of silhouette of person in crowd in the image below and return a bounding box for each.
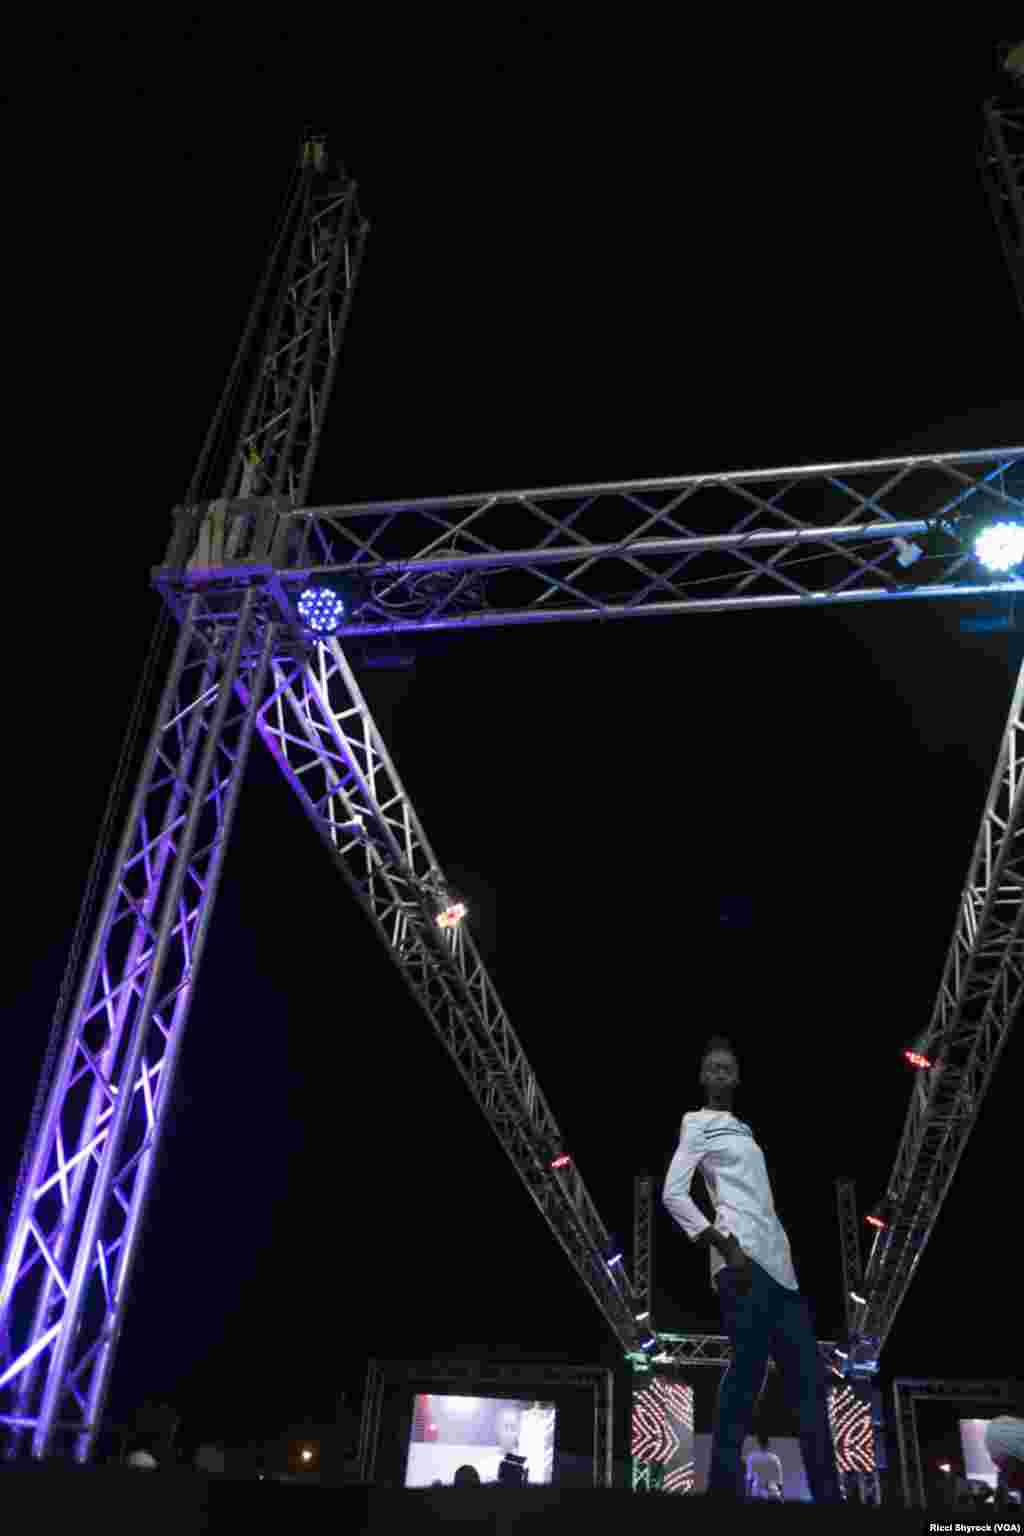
[746,1432,784,1499]
[123,1401,180,1470]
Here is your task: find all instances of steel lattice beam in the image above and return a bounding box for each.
[980,96,1024,325]
[855,654,1024,1355]
[226,634,644,1349]
[187,146,369,512]
[632,1178,655,1329]
[835,1178,863,1340]
[0,590,276,1460]
[232,164,368,509]
[157,448,1024,634]
[628,1333,837,1369]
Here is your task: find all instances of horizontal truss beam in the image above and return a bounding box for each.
[157,448,1024,635]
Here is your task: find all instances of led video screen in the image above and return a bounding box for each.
[630,1373,874,1495]
[403,1393,556,1488]
[960,1419,1006,1491]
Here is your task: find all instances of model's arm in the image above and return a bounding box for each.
[662,1116,745,1262]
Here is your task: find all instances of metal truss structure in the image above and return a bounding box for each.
[854,648,1024,1361]
[626,1332,837,1372]
[893,1376,1017,1509]
[1,121,1023,1470]
[188,447,1024,634]
[980,90,1024,324]
[632,1178,655,1332]
[835,1178,864,1340]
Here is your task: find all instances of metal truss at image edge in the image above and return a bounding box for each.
[893,1376,1019,1509]
[1,116,1022,1467]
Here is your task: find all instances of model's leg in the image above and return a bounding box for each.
[768,1282,842,1504]
[707,1265,772,1498]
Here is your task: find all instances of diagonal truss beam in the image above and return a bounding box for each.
[980,95,1024,326]
[236,636,645,1350]
[229,163,369,509]
[0,590,274,1461]
[855,651,1024,1356]
[188,144,369,513]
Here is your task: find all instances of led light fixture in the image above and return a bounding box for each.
[297,586,346,634]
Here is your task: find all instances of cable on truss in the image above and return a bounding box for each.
[368,553,490,617]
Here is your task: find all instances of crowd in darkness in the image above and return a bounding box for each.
[56,1398,359,1483]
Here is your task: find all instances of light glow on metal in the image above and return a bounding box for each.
[436,902,467,930]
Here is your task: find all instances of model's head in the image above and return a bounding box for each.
[755,1432,771,1452]
[700,1036,739,1108]
[496,1406,521,1452]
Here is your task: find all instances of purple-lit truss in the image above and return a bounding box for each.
[3,445,1024,1465]
[253,447,1024,632]
[0,590,274,1460]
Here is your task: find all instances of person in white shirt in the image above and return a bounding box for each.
[662,1035,841,1504]
[745,1432,784,1498]
[125,1447,158,1469]
[476,1405,530,1485]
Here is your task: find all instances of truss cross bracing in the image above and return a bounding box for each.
[2,125,1023,1466]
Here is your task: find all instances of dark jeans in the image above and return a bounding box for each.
[709,1260,841,1503]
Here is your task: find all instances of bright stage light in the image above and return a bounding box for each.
[973,522,1024,573]
[298,586,346,634]
[436,901,467,930]
[903,1029,932,1070]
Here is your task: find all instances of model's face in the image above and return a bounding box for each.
[497,1410,519,1450]
[701,1051,739,1094]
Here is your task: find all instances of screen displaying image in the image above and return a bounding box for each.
[961,1419,1001,1490]
[630,1376,873,1494]
[631,1375,696,1492]
[828,1382,876,1473]
[404,1393,556,1488]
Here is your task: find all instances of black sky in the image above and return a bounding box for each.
[2,20,1022,1457]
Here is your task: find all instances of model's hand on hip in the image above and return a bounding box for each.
[724,1237,753,1294]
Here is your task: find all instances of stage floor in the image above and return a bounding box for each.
[3,1463,1012,1533]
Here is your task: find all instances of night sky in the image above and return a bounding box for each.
[2,20,1022,1467]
